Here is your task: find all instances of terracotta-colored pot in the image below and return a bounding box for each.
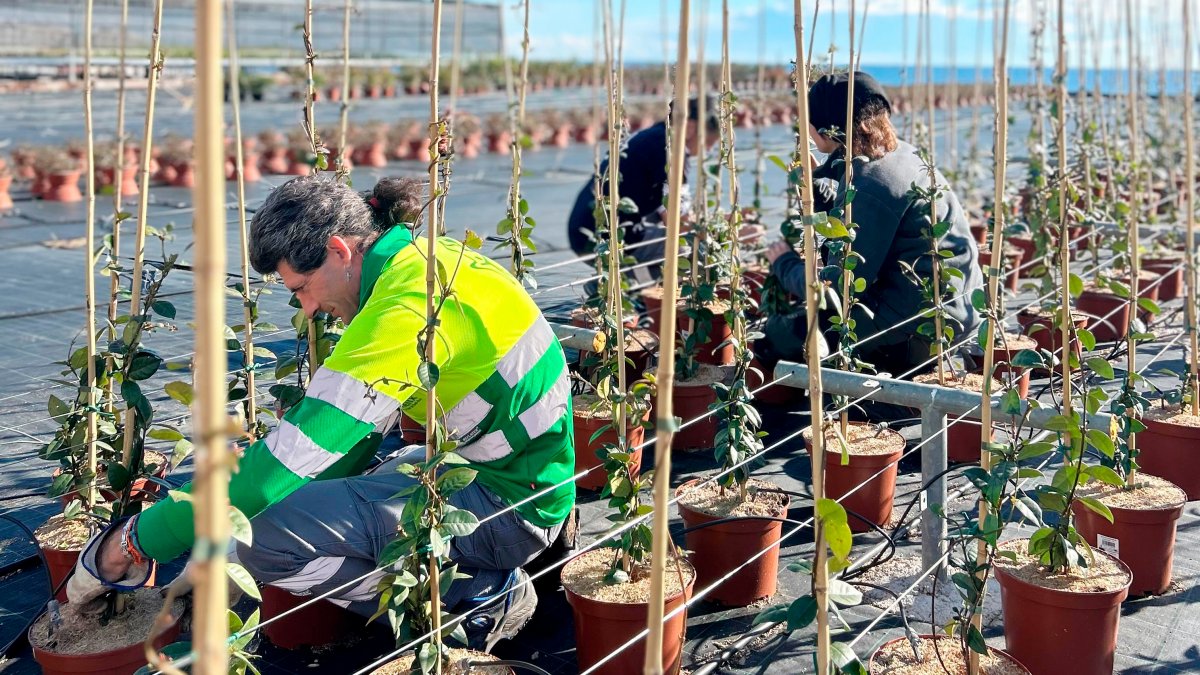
[691,309,734,366]
[154,162,177,185]
[31,604,181,675]
[1143,257,1184,301]
[550,125,572,148]
[573,407,646,491]
[677,480,789,606]
[995,546,1131,675]
[0,173,13,210]
[868,635,1031,674]
[574,125,597,144]
[1073,485,1184,596]
[641,288,664,332]
[1008,236,1036,268]
[285,158,312,176]
[562,557,694,675]
[946,418,994,464]
[803,423,904,532]
[980,248,1024,293]
[44,171,82,202]
[969,223,989,246]
[968,339,1033,399]
[232,152,261,183]
[672,376,720,451]
[40,543,80,603]
[1017,310,1088,372]
[326,86,342,102]
[261,584,355,649]
[1138,414,1200,500]
[487,131,511,154]
[262,147,289,174]
[170,162,194,188]
[745,357,796,406]
[1077,289,1129,343]
[98,164,139,197]
[409,138,431,163]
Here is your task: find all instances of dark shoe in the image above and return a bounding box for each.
[462,568,538,653]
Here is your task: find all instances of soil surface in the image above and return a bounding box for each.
[994,539,1131,593]
[872,635,1027,675]
[372,648,512,674]
[801,422,905,456]
[572,393,650,423]
[33,514,94,552]
[914,372,998,393]
[1144,405,1200,428]
[562,547,695,604]
[625,327,659,352]
[991,333,1039,352]
[28,587,182,655]
[676,363,731,387]
[1078,473,1187,510]
[676,477,789,519]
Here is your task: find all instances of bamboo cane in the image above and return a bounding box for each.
[1186,0,1198,418]
[336,0,351,178]
[425,1,445,667]
[689,2,708,294]
[947,2,957,178]
[104,0,130,414]
[192,1,230,672]
[120,0,164,466]
[604,0,630,473]
[644,0,690,670]
[303,0,320,382]
[448,0,465,116]
[793,2,830,671]
[923,0,945,385]
[838,0,856,439]
[1124,0,1141,484]
[83,0,99,510]
[753,0,766,209]
[226,0,256,432]
[1055,0,1070,429]
[971,3,1010,672]
[505,0,530,281]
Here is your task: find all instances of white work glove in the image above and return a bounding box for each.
[65,518,152,613]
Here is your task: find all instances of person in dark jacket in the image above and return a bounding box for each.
[566,95,720,284]
[758,71,984,379]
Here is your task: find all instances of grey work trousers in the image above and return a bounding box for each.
[236,445,562,617]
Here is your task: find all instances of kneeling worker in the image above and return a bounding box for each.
[69,175,575,651]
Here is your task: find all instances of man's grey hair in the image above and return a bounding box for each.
[249,175,377,274]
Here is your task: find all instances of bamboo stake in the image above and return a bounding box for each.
[839,0,856,439]
[303,0,320,382]
[603,0,630,473]
[753,0,766,209]
[121,0,165,466]
[947,2,957,178]
[504,0,531,282]
[644,0,690,670]
[448,0,466,116]
[104,0,130,414]
[226,0,256,432]
[1186,0,1198,417]
[971,3,1010,672]
[1055,0,1070,427]
[923,0,945,385]
[83,0,99,510]
[425,0,445,666]
[192,1,230,672]
[793,2,830,670]
[336,0,351,178]
[689,0,709,294]
[1124,0,1141,484]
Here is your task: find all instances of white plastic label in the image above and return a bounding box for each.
[919,490,929,513]
[1096,533,1120,557]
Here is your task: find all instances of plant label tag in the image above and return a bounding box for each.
[919,490,928,514]
[1096,534,1119,557]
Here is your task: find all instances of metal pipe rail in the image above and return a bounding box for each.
[771,360,1114,577]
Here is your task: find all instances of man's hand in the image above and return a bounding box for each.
[97,529,133,582]
[765,240,794,265]
[65,518,150,612]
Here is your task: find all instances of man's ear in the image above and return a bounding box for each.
[327,235,355,265]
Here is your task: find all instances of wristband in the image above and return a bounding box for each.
[119,516,146,565]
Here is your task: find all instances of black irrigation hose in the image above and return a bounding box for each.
[469,660,553,675]
[0,512,66,659]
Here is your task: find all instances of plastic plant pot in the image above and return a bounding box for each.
[802,422,904,532]
[1138,412,1200,500]
[1072,480,1185,597]
[30,605,181,675]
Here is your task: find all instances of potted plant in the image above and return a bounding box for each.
[258,130,289,174]
[34,148,82,202]
[0,160,12,211]
[94,140,139,198]
[569,108,597,145]
[1137,377,1200,500]
[285,130,315,176]
[454,113,483,159]
[157,137,194,188]
[485,114,510,155]
[389,121,418,161]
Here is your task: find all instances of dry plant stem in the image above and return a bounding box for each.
[83,0,99,509]
[336,0,351,177]
[971,3,1010,673]
[303,0,319,381]
[448,0,465,116]
[105,0,130,413]
[1123,0,1140,484]
[122,0,163,465]
[506,0,530,279]
[793,1,830,671]
[601,0,629,460]
[144,582,187,675]
[425,0,445,666]
[1185,0,1198,417]
[226,0,256,431]
[193,0,230,671]
[643,0,690,670]
[690,5,708,294]
[924,0,945,385]
[840,0,856,439]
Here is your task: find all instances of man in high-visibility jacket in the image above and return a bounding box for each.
[70,175,574,651]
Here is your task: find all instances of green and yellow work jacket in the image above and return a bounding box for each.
[136,226,575,561]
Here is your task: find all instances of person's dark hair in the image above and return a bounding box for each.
[249,175,425,274]
[668,93,720,131]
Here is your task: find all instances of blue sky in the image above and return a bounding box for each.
[502,0,1197,72]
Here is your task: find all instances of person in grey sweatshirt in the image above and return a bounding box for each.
[757,71,984,382]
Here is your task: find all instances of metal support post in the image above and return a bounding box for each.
[920,406,949,580]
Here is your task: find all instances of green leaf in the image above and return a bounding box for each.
[48,395,71,422]
[1086,357,1115,380]
[149,427,184,442]
[121,379,153,421]
[1068,273,1084,298]
[128,351,162,380]
[829,642,863,670]
[418,362,440,390]
[226,562,262,601]
[817,498,852,560]
[1086,429,1115,458]
[786,595,818,631]
[435,467,477,496]
[439,508,480,537]
[418,642,438,674]
[1079,496,1115,523]
[107,462,131,491]
[966,623,988,655]
[229,507,253,546]
[752,603,789,626]
[827,578,863,606]
[151,300,177,319]
[1077,328,1096,351]
[1085,464,1125,487]
[165,381,195,406]
[1010,349,1046,368]
[464,229,483,249]
[1137,297,1161,315]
